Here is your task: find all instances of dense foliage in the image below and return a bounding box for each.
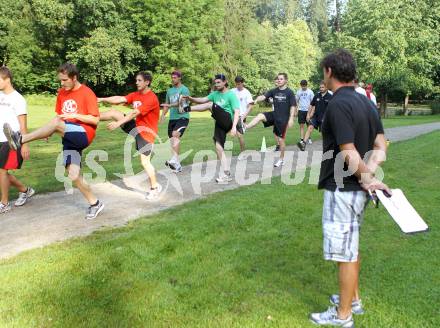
[0,0,438,101]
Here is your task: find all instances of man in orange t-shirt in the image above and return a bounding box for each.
[3,63,104,220]
[98,72,161,200]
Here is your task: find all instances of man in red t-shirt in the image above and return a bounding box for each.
[98,72,161,200]
[3,63,104,219]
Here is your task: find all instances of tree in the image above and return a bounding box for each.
[326,0,440,115]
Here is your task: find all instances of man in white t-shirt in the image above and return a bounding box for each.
[230,76,254,153]
[0,67,34,214]
[354,80,367,97]
[296,80,314,144]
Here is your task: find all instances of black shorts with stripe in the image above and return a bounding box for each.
[211,103,233,149]
[168,118,189,138]
[262,111,288,139]
[120,119,153,156]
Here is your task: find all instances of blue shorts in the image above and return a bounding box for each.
[62,122,89,167]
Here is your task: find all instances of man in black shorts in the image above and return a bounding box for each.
[180,74,240,183]
[244,73,297,167]
[160,71,190,173]
[98,72,162,200]
[298,81,332,151]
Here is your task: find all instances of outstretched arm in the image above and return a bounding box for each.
[98,96,127,105]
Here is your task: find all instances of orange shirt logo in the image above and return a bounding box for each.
[62,99,78,114]
[133,101,142,109]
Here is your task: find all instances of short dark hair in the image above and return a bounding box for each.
[214,73,227,81]
[320,49,357,83]
[300,79,307,86]
[320,80,325,85]
[58,63,79,79]
[137,71,153,85]
[277,73,288,80]
[171,70,182,78]
[0,66,12,82]
[234,76,245,83]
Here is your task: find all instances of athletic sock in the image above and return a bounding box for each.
[91,200,99,207]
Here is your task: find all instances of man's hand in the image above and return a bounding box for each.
[97,98,104,103]
[360,177,392,196]
[58,113,78,120]
[107,121,121,131]
[230,127,237,137]
[21,143,30,160]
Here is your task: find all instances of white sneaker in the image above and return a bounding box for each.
[215,173,232,184]
[0,202,11,214]
[14,187,35,206]
[172,163,182,173]
[308,139,313,145]
[274,159,284,167]
[330,294,365,315]
[85,200,104,220]
[146,184,163,200]
[309,306,354,327]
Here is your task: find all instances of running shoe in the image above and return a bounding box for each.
[309,306,354,327]
[330,294,365,315]
[3,123,22,150]
[85,200,104,220]
[14,187,35,206]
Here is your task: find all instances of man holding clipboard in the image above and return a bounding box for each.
[309,49,391,327]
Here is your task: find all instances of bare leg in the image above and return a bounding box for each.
[245,113,267,130]
[21,117,66,144]
[278,137,286,159]
[189,102,213,112]
[140,153,158,189]
[99,109,125,122]
[337,260,359,319]
[8,174,27,193]
[300,123,305,140]
[215,142,229,173]
[67,164,98,205]
[304,124,315,142]
[237,133,245,152]
[354,255,361,300]
[0,169,10,204]
[170,131,182,162]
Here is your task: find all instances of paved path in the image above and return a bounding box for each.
[1,123,439,259]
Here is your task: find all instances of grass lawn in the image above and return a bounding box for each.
[7,95,440,199]
[0,129,438,326]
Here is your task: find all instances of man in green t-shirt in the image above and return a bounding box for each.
[160,71,190,173]
[180,74,240,183]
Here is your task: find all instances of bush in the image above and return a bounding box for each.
[431,101,440,115]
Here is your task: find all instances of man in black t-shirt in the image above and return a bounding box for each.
[244,73,297,167]
[298,81,332,151]
[309,50,391,327]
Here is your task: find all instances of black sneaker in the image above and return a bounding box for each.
[275,145,280,152]
[3,123,22,150]
[165,160,177,171]
[297,140,306,151]
[85,200,104,220]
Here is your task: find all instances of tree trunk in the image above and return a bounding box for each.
[380,92,388,118]
[403,94,410,116]
[335,0,342,32]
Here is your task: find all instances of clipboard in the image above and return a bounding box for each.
[375,189,429,234]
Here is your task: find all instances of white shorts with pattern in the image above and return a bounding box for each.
[322,189,368,263]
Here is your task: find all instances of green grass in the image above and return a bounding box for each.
[8,95,440,198]
[0,130,439,327]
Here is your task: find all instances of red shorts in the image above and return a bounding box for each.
[0,142,23,170]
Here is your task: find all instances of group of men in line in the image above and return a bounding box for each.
[0,48,390,327]
[0,64,337,218]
